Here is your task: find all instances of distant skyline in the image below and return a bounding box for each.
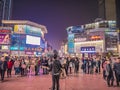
[12,0,98,50]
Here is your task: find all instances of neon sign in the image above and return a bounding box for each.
[0,30,11,33]
[90,35,101,40]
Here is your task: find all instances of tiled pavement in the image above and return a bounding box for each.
[0,73,120,90]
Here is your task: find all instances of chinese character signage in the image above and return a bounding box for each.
[68,34,74,53]
[81,46,95,53]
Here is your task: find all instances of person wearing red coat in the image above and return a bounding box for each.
[7,59,13,77]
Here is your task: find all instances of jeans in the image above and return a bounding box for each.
[52,74,60,90]
[0,69,6,81]
[7,68,12,77]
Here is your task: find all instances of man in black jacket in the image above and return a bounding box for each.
[113,57,120,86]
[49,54,62,90]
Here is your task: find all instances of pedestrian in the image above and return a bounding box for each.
[0,56,7,82]
[102,57,107,80]
[14,59,20,76]
[65,57,70,75]
[7,58,13,77]
[49,54,62,90]
[106,60,114,87]
[113,57,120,87]
[74,57,80,74]
[20,59,26,76]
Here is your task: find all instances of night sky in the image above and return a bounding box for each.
[12,0,98,50]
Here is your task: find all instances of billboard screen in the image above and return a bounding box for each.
[0,34,10,44]
[26,35,40,45]
[10,34,26,50]
[67,26,84,34]
[26,25,42,36]
[14,25,26,34]
[105,32,118,52]
[14,25,42,36]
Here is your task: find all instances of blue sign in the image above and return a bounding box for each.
[67,26,84,34]
[10,34,26,51]
[40,38,45,49]
[68,34,74,53]
[81,46,95,53]
[25,25,42,36]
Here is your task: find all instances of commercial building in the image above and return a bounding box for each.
[0,0,13,25]
[116,0,120,56]
[98,0,116,20]
[67,20,118,58]
[1,20,47,56]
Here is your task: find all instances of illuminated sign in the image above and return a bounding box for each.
[68,34,74,53]
[90,35,101,40]
[107,48,117,51]
[26,35,41,45]
[108,21,116,30]
[0,30,11,33]
[10,47,25,50]
[25,51,34,55]
[81,46,95,53]
[26,25,42,36]
[14,25,26,34]
[67,26,84,34]
[0,34,10,44]
[10,34,26,51]
[2,45,9,50]
[74,38,86,42]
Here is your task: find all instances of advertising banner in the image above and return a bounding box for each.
[25,51,34,55]
[26,25,42,36]
[105,31,118,52]
[0,34,10,44]
[14,25,26,34]
[10,34,26,50]
[0,30,11,33]
[67,26,84,34]
[68,34,74,53]
[80,46,95,53]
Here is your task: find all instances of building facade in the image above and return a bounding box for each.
[67,20,118,58]
[98,0,116,20]
[1,20,47,56]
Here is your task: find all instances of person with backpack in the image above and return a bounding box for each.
[49,54,62,90]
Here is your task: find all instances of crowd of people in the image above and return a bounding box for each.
[0,54,120,89]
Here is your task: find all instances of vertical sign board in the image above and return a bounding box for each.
[68,34,74,53]
[105,24,118,53]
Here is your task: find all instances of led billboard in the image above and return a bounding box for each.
[0,34,10,44]
[26,35,41,45]
[10,34,26,50]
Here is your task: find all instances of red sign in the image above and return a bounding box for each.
[25,51,34,55]
[90,35,102,40]
[0,30,11,33]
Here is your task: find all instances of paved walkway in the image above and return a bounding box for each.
[0,73,120,90]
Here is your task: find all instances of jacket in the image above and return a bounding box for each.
[113,62,120,75]
[49,60,62,75]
